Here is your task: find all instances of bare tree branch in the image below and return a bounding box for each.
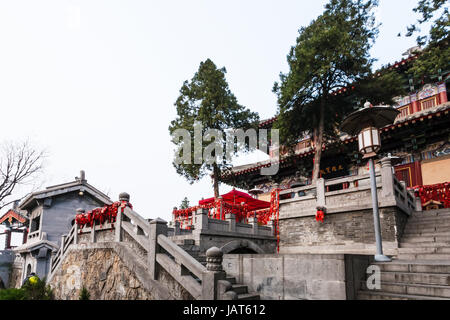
[0,140,46,211]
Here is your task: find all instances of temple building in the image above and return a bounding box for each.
[3,171,112,284]
[220,51,450,202]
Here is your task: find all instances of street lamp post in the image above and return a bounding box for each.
[341,102,400,262]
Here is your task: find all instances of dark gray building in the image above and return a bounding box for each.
[13,171,112,282]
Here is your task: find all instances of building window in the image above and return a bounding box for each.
[398,105,410,118]
[26,264,31,277]
[30,216,40,233]
[421,97,436,110]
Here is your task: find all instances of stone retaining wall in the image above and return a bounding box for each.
[279,207,407,255]
[49,243,192,300]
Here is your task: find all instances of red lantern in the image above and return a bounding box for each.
[316,207,326,223]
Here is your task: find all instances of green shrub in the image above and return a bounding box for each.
[79,286,90,300]
[0,288,26,300]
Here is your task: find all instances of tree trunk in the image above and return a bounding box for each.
[312,100,325,184]
[213,164,220,198]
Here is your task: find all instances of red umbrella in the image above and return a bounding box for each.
[199,189,270,211]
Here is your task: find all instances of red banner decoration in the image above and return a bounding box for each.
[75,201,133,233]
[414,182,450,208]
[172,188,282,252]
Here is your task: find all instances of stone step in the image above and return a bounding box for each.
[232,284,248,295]
[400,241,450,248]
[398,247,450,254]
[237,293,260,300]
[412,209,450,218]
[381,271,450,286]
[358,290,449,300]
[405,221,450,229]
[374,261,450,274]
[361,281,450,298]
[401,235,450,243]
[397,253,450,261]
[226,277,237,285]
[403,227,450,235]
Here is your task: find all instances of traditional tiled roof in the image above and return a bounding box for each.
[223,102,450,179]
[19,178,112,211]
[0,209,28,225]
[258,54,422,129]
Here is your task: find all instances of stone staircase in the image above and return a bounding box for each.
[174,239,260,300]
[358,208,450,300]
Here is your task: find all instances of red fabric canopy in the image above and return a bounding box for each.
[199,189,270,211]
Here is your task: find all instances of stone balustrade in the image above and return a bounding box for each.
[47,192,234,300]
[277,157,417,255]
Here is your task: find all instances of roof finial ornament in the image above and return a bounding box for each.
[76,170,86,183]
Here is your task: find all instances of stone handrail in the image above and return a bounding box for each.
[157,234,206,280]
[47,193,228,300]
[49,223,77,277]
[118,205,226,300]
[279,157,418,218]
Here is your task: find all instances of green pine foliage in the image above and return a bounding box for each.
[405,0,449,79]
[179,197,190,209]
[169,59,260,197]
[272,0,405,182]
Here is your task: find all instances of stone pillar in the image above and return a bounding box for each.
[225,212,236,232]
[60,235,66,251]
[194,208,209,231]
[74,208,84,245]
[249,216,259,235]
[148,218,168,280]
[90,221,96,243]
[316,178,326,207]
[174,221,181,236]
[415,196,423,212]
[115,192,130,242]
[380,157,395,198]
[202,247,226,300]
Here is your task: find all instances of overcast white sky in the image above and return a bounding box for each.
[0,0,423,246]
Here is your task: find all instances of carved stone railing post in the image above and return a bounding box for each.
[202,246,226,300]
[115,192,129,242]
[194,208,209,232]
[249,216,259,235]
[90,221,96,243]
[74,208,84,245]
[380,157,395,198]
[225,212,236,232]
[316,178,325,207]
[148,218,168,280]
[60,235,66,252]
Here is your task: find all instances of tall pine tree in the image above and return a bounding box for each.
[273,0,404,183]
[169,59,259,197]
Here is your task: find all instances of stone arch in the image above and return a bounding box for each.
[220,239,265,255]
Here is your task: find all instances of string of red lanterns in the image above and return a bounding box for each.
[75,200,133,233]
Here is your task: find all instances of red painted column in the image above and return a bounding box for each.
[410,93,420,114]
[22,228,28,244]
[438,83,448,105]
[5,229,11,249]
